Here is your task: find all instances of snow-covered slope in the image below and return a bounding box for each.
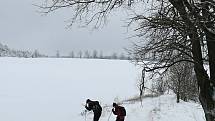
[94,94,205,121]
[0,57,205,121]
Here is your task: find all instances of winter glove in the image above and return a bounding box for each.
[112,108,114,112]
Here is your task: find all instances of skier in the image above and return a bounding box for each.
[85,99,102,121]
[112,103,126,121]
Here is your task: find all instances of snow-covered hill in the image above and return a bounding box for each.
[0,57,205,121]
[88,94,205,121]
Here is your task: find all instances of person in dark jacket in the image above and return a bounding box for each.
[85,99,102,121]
[112,103,126,121]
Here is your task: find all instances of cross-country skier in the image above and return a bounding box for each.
[85,99,102,121]
[112,103,126,121]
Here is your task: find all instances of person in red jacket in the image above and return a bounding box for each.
[112,103,126,121]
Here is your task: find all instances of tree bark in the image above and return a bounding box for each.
[202,32,215,121]
[177,80,180,103]
[168,0,215,120]
[201,0,215,120]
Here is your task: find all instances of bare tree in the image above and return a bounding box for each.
[32,49,39,58]
[99,50,103,59]
[56,50,60,58]
[168,61,198,103]
[129,1,215,120]
[152,77,168,95]
[84,50,90,58]
[40,0,215,120]
[111,52,118,59]
[69,51,75,58]
[78,50,83,58]
[92,50,98,58]
[119,53,126,60]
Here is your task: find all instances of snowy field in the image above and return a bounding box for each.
[0,57,139,121]
[0,57,205,121]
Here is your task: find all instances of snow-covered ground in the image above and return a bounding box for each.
[0,57,205,121]
[100,94,205,121]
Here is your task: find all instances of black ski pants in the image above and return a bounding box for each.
[93,111,101,121]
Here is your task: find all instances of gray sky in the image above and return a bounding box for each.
[0,0,134,56]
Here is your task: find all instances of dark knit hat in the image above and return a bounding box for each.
[113,102,117,107]
[86,99,91,103]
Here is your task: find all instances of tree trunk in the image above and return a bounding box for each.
[189,16,215,121]
[201,32,215,121]
[177,79,181,103]
[201,0,215,120]
[193,39,214,121]
[177,90,180,103]
[168,1,215,120]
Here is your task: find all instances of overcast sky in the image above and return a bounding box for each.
[0,0,135,56]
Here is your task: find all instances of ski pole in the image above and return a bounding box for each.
[107,111,112,121]
[84,110,87,121]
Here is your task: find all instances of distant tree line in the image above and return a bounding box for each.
[0,42,132,60]
[58,50,131,60]
[0,42,47,58]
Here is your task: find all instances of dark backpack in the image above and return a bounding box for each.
[119,106,126,116]
[92,101,102,112]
